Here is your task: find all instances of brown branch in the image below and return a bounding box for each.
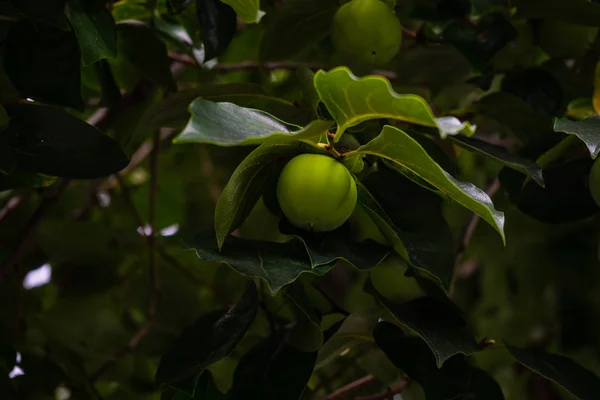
[324,375,376,400]
[354,378,412,400]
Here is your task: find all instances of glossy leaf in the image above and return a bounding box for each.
[313,67,473,141]
[173,98,332,146]
[227,329,317,400]
[351,125,506,243]
[259,0,338,61]
[451,134,545,186]
[3,104,129,179]
[554,116,600,159]
[196,0,237,59]
[182,232,335,294]
[214,142,304,249]
[155,281,258,389]
[220,0,262,23]
[3,20,84,110]
[506,344,600,400]
[374,322,504,400]
[67,0,117,66]
[368,283,479,367]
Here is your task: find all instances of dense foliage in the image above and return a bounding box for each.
[1,0,600,399]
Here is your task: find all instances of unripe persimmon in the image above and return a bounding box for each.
[277,153,357,232]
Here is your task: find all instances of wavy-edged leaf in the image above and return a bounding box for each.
[155,281,258,391]
[352,125,505,243]
[356,180,454,289]
[220,0,262,23]
[182,232,335,294]
[3,104,129,179]
[313,67,471,141]
[67,0,117,66]
[259,0,338,62]
[374,322,504,400]
[451,134,545,186]
[196,0,237,60]
[367,282,479,367]
[173,99,332,146]
[214,142,304,249]
[228,329,317,400]
[506,344,600,400]
[554,116,600,159]
[3,20,84,110]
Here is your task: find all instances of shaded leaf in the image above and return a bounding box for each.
[196,0,237,60]
[3,20,83,110]
[173,98,332,146]
[367,282,479,367]
[450,134,545,186]
[220,0,262,23]
[67,0,117,66]
[554,116,600,159]
[227,329,317,400]
[296,68,320,117]
[3,104,129,179]
[506,343,600,400]
[182,232,335,294]
[374,322,504,400]
[352,125,506,243]
[10,0,68,29]
[214,142,304,249]
[313,67,471,141]
[94,59,122,107]
[0,343,15,372]
[0,141,18,175]
[259,0,338,62]
[0,170,56,193]
[515,0,600,27]
[155,281,259,390]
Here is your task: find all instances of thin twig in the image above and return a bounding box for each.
[324,375,376,400]
[354,378,412,400]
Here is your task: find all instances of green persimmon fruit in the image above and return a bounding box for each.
[277,153,357,232]
[589,157,600,207]
[332,0,402,66]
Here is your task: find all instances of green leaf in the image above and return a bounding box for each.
[450,134,545,186]
[10,0,69,29]
[214,142,304,249]
[94,59,122,107]
[227,329,317,400]
[313,67,469,141]
[0,171,56,192]
[3,104,129,179]
[173,98,332,146]
[67,0,117,66]
[182,232,335,294]
[116,21,176,90]
[554,116,600,159]
[3,20,84,110]
[0,141,18,175]
[196,0,237,59]
[259,0,339,62]
[505,344,600,400]
[352,125,506,244]
[374,322,504,400]
[219,0,262,23]
[296,68,320,117]
[357,174,454,289]
[367,283,479,367]
[515,0,600,26]
[155,281,258,390]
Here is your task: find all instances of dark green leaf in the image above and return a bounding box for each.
[3,104,129,179]
[155,281,259,390]
[196,0,237,60]
[214,142,304,249]
[227,329,317,400]
[259,0,338,62]
[352,125,506,244]
[296,68,320,117]
[367,283,479,367]
[10,0,68,29]
[554,116,600,159]
[313,67,474,141]
[515,0,600,26]
[220,0,261,23]
[3,20,83,110]
[173,99,332,146]
[94,59,122,107]
[182,232,335,294]
[374,322,504,400]
[450,134,545,186]
[0,343,15,372]
[191,370,226,399]
[506,344,600,400]
[0,142,18,175]
[67,0,117,66]
[0,170,56,192]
